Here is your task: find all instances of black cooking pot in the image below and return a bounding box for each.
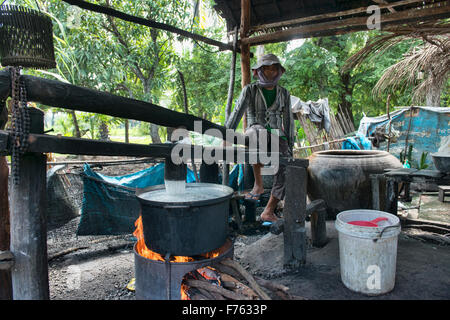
[136,183,234,256]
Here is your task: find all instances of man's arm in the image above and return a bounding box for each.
[225,84,253,130]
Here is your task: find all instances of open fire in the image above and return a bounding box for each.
[133,216,225,300]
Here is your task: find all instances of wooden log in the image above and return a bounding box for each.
[219,272,259,299]
[220,258,271,300]
[184,279,250,300]
[241,2,450,46]
[214,263,245,282]
[283,165,307,268]
[9,109,49,300]
[0,69,245,143]
[0,130,252,163]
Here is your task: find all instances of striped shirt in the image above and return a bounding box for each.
[225,82,295,148]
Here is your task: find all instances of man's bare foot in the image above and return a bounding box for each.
[260,208,278,222]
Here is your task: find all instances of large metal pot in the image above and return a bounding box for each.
[136,183,234,256]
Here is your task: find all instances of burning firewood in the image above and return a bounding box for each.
[219,258,271,300]
[184,279,250,300]
[218,272,259,300]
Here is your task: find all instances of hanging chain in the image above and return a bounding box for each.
[10,67,31,185]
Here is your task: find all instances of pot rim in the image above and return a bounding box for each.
[136,182,234,207]
[311,150,390,158]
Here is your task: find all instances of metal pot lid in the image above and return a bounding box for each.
[136,182,234,205]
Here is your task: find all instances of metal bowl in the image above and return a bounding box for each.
[431,153,450,173]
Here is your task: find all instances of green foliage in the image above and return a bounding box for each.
[400,144,413,165]
[280,32,420,126]
[4,1,447,144]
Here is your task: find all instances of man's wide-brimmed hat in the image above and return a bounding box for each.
[251,53,286,73]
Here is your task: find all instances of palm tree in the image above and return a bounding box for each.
[344,21,450,106]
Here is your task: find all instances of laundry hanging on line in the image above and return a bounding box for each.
[291,96,331,133]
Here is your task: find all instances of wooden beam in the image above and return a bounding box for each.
[242,1,450,46]
[250,0,427,33]
[61,0,238,53]
[0,69,245,143]
[372,0,397,13]
[0,130,307,167]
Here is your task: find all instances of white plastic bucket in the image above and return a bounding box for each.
[335,209,401,295]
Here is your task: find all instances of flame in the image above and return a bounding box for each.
[133,215,227,300]
[134,215,194,262]
[181,283,190,300]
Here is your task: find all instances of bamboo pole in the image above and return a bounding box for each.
[240,0,251,131]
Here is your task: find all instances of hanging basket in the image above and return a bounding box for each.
[0,5,56,69]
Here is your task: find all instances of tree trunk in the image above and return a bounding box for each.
[150,124,161,144]
[99,122,110,141]
[425,71,442,107]
[69,110,81,138]
[125,119,129,143]
[339,72,355,127]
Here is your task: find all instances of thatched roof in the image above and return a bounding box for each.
[213,0,450,45]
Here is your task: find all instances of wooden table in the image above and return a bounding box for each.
[381,168,450,215]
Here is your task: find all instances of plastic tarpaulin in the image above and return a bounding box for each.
[77,162,244,235]
[358,106,450,169]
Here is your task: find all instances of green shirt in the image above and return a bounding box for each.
[261,87,276,107]
[261,88,287,141]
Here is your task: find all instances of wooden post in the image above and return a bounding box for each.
[309,200,327,248]
[199,162,219,184]
[370,174,381,211]
[240,0,251,131]
[0,156,12,300]
[0,99,12,300]
[223,26,239,187]
[9,108,49,300]
[385,177,399,216]
[283,165,307,268]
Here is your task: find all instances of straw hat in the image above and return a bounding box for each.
[251,53,286,73]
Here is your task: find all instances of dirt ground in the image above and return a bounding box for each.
[45,156,450,300]
[46,218,450,300]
